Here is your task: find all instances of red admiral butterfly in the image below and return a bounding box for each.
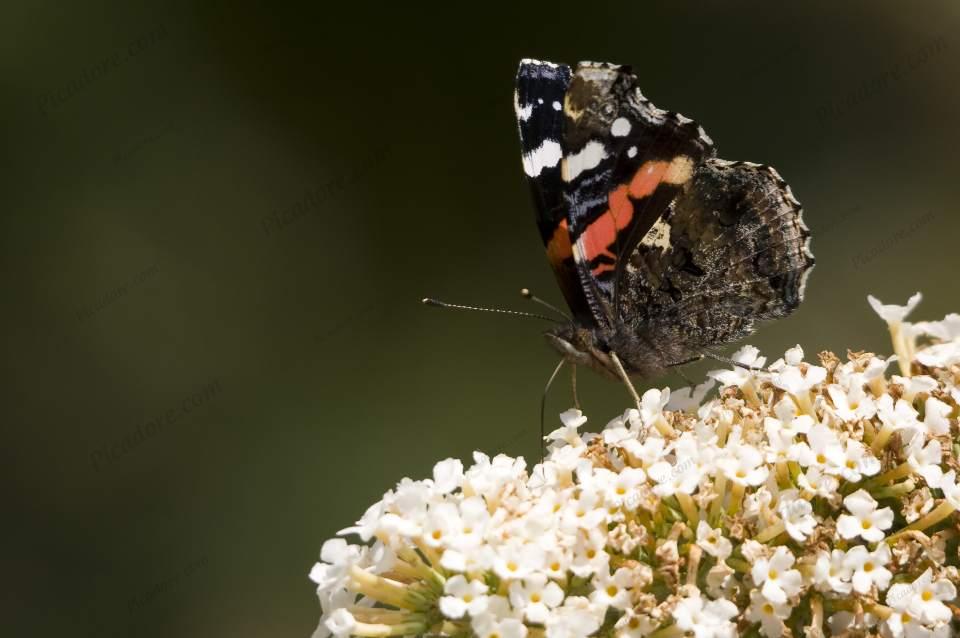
[514,59,813,387]
[428,59,813,406]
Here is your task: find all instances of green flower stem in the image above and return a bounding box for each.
[863,461,913,489]
[887,499,957,544]
[653,415,676,438]
[872,479,916,499]
[776,461,791,489]
[793,390,815,417]
[710,475,728,524]
[352,619,429,637]
[756,520,786,543]
[396,546,445,589]
[648,624,685,638]
[727,482,746,516]
[889,322,912,378]
[742,380,761,409]
[349,564,426,610]
[870,424,897,454]
[676,492,699,526]
[727,557,751,573]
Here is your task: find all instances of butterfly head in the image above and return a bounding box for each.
[544,324,621,381]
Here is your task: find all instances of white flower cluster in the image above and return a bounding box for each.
[310,294,960,638]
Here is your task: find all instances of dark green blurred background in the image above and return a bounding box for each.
[4,1,959,635]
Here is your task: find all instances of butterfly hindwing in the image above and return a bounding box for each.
[617,159,814,365]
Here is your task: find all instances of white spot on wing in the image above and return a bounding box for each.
[552,100,561,111]
[627,146,637,158]
[640,218,671,251]
[611,117,631,137]
[562,141,607,182]
[522,140,563,177]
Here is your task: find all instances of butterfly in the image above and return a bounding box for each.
[513,59,814,392]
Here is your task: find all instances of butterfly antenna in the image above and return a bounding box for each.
[421,298,562,323]
[540,358,566,464]
[520,288,572,323]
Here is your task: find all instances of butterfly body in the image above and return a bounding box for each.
[516,59,814,380]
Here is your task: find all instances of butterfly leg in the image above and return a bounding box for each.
[609,351,642,411]
[570,364,581,410]
[667,354,705,386]
[540,359,566,464]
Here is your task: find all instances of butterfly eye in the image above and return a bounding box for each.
[600,102,617,118]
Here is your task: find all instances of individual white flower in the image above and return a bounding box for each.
[323,608,356,638]
[770,346,826,395]
[508,573,564,623]
[547,409,589,447]
[892,374,939,403]
[590,567,634,612]
[939,470,960,509]
[837,489,894,542]
[492,540,546,580]
[602,467,647,510]
[440,575,490,618]
[569,529,610,578]
[784,345,805,366]
[432,458,464,494]
[765,398,813,441]
[638,388,670,431]
[545,596,602,638]
[876,394,922,437]
[708,344,767,389]
[649,458,700,497]
[777,493,817,542]
[747,588,792,637]
[613,608,657,638]
[914,313,960,341]
[717,430,769,486]
[887,568,957,625]
[868,292,923,324]
[826,383,877,422]
[751,546,803,605]
[916,340,960,368]
[789,423,844,472]
[906,433,945,488]
[796,466,840,499]
[310,539,364,593]
[674,588,739,638]
[696,521,732,560]
[560,487,607,532]
[472,596,528,638]
[844,543,893,594]
[422,502,461,548]
[813,549,852,594]
[922,396,953,437]
[836,439,881,482]
[742,487,773,521]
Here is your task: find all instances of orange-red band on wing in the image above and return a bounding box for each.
[579,160,670,277]
[546,218,573,267]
